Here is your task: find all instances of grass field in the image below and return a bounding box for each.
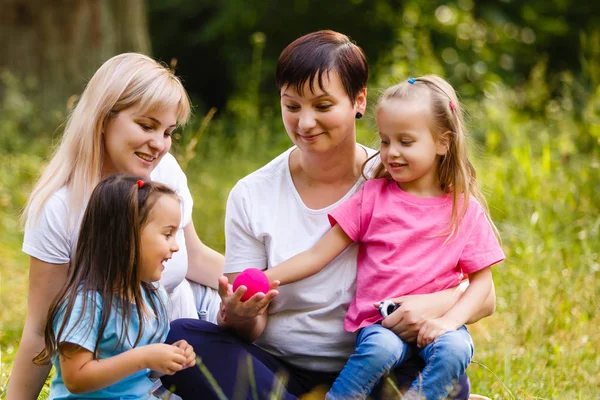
[0,82,598,399]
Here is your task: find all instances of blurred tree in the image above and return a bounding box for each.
[147,0,599,119]
[0,0,151,107]
[148,0,403,112]
[370,0,600,117]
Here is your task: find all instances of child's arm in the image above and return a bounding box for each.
[265,224,353,285]
[416,266,493,347]
[59,342,187,394]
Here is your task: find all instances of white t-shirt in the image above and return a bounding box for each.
[23,153,199,320]
[224,145,376,372]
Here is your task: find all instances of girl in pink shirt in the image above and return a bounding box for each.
[266,75,505,400]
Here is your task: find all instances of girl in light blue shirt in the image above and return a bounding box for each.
[34,175,196,399]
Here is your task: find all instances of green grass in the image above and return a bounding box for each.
[1,88,599,399]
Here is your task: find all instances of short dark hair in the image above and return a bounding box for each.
[276,30,368,102]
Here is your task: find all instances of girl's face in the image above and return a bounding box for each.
[377,99,447,195]
[103,105,178,179]
[139,194,181,283]
[280,70,366,155]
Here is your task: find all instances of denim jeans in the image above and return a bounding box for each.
[326,324,474,400]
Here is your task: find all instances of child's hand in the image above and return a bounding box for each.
[172,340,196,369]
[416,317,457,348]
[142,343,187,375]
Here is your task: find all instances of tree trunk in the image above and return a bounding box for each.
[0,0,151,108]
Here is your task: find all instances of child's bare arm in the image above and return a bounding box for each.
[59,342,186,394]
[265,224,353,285]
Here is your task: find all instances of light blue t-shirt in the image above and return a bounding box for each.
[49,285,169,399]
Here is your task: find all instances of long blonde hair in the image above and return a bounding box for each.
[365,74,499,240]
[23,53,191,227]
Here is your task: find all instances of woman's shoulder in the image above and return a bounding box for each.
[226,148,293,211]
[359,143,377,157]
[359,144,379,179]
[22,186,75,264]
[46,186,70,209]
[25,186,70,228]
[234,147,293,191]
[152,152,183,180]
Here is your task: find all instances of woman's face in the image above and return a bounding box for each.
[280,70,366,154]
[102,105,178,179]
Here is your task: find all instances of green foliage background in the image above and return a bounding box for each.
[1,1,599,398]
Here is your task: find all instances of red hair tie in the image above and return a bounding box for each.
[449,102,456,111]
[136,180,144,188]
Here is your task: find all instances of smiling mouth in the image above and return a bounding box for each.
[298,133,324,140]
[135,152,156,162]
[389,162,407,168]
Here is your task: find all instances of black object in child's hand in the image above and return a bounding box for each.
[378,300,400,318]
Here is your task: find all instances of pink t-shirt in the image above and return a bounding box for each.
[328,178,505,332]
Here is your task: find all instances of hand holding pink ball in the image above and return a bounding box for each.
[232,268,270,301]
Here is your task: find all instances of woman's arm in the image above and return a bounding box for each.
[381,285,459,342]
[467,279,496,323]
[431,267,493,329]
[58,343,187,394]
[216,180,281,342]
[6,257,69,400]
[217,275,278,343]
[417,267,494,347]
[265,224,353,285]
[184,221,224,290]
[381,276,496,343]
[220,223,350,341]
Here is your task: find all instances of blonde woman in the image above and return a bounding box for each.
[7,53,223,399]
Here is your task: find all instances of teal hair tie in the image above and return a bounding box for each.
[408,78,416,84]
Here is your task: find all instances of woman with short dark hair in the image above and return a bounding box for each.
[163,30,494,399]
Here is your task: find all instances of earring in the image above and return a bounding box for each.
[355,112,363,120]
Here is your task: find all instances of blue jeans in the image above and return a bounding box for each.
[326,324,474,400]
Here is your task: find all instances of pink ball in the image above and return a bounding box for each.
[232,268,270,302]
